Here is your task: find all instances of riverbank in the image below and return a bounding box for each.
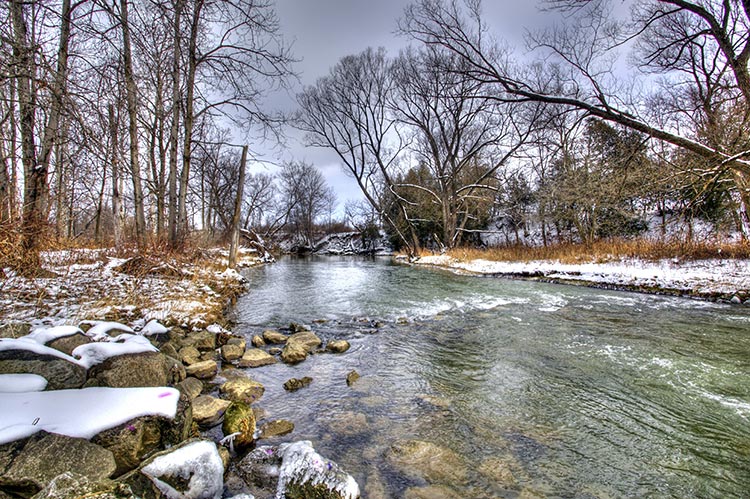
[0,247,265,330]
[415,254,750,304]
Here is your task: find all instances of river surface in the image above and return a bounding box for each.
[232,256,750,498]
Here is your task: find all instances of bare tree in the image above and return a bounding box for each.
[297,48,421,257]
[400,0,750,236]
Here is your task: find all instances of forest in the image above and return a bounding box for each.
[1,0,749,269]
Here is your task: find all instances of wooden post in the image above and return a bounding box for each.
[228,145,248,269]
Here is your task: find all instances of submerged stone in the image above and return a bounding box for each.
[283,376,312,392]
[385,439,467,485]
[259,419,295,439]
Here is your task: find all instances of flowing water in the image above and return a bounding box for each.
[232,256,750,498]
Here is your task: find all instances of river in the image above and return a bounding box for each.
[233,256,750,498]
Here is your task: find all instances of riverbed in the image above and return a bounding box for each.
[233,256,750,498]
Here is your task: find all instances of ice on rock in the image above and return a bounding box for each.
[0,373,48,392]
[275,441,360,499]
[0,386,179,444]
[0,338,82,364]
[141,440,224,499]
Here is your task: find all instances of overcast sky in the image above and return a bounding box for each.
[254,0,555,214]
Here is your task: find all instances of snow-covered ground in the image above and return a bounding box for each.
[418,255,750,302]
[0,247,261,328]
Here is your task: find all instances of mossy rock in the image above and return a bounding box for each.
[222,402,256,449]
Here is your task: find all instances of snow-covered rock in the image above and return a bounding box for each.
[0,373,48,392]
[237,441,359,499]
[0,386,180,445]
[72,334,158,369]
[141,440,224,499]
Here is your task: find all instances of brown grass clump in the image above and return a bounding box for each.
[439,238,750,264]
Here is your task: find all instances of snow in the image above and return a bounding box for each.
[419,255,750,298]
[141,440,224,499]
[0,373,48,392]
[72,334,158,369]
[0,338,82,364]
[275,441,360,499]
[140,319,168,336]
[206,323,229,335]
[83,321,135,341]
[25,325,83,345]
[0,386,180,444]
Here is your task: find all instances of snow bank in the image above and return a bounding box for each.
[0,338,81,364]
[142,440,224,499]
[419,255,750,298]
[0,373,48,392]
[0,386,180,444]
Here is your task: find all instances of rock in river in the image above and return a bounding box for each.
[221,343,245,362]
[238,348,277,368]
[192,395,231,428]
[219,376,265,404]
[185,359,218,379]
[326,340,350,353]
[283,376,312,392]
[280,331,322,364]
[262,330,288,344]
[259,419,295,439]
[237,440,359,499]
[385,439,467,485]
[222,402,256,450]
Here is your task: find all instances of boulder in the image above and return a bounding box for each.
[159,342,180,361]
[46,333,91,356]
[221,343,245,362]
[259,420,295,439]
[0,350,86,390]
[262,330,288,344]
[91,393,192,476]
[192,395,231,428]
[85,352,172,388]
[30,472,136,499]
[236,441,359,499]
[0,322,31,339]
[283,376,312,392]
[385,440,467,485]
[326,340,350,354]
[178,346,201,365]
[251,335,265,347]
[184,360,217,380]
[0,432,116,498]
[226,337,246,350]
[176,377,203,400]
[238,348,277,368]
[280,342,308,365]
[221,403,256,449]
[287,331,322,351]
[219,377,264,404]
[183,331,216,351]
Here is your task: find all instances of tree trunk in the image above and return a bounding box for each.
[168,0,183,248]
[228,146,248,269]
[120,0,147,247]
[177,0,204,244]
[109,104,123,248]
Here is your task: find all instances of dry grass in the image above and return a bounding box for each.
[438,238,750,264]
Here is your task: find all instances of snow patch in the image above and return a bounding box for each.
[25,325,83,345]
[0,373,48,392]
[0,386,180,444]
[83,321,135,341]
[140,319,169,336]
[142,440,224,499]
[0,338,82,365]
[72,334,158,369]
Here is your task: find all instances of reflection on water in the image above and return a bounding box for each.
[234,256,750,498]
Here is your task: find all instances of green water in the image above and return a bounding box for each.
[233,256,750,498]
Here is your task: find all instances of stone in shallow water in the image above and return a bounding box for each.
[404,485,463,499]
[221,343,245,362]
[385,440,467,485]
[262,330,288,344]
[283,376,312,392]
[238,348,277,368]
[326,340,350,353]
[185,360,217,380]
[192,395,231,428]
[222,402,256,450]
[345,370,360,386]
[259,419,295,439]
[220,377,265,404]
